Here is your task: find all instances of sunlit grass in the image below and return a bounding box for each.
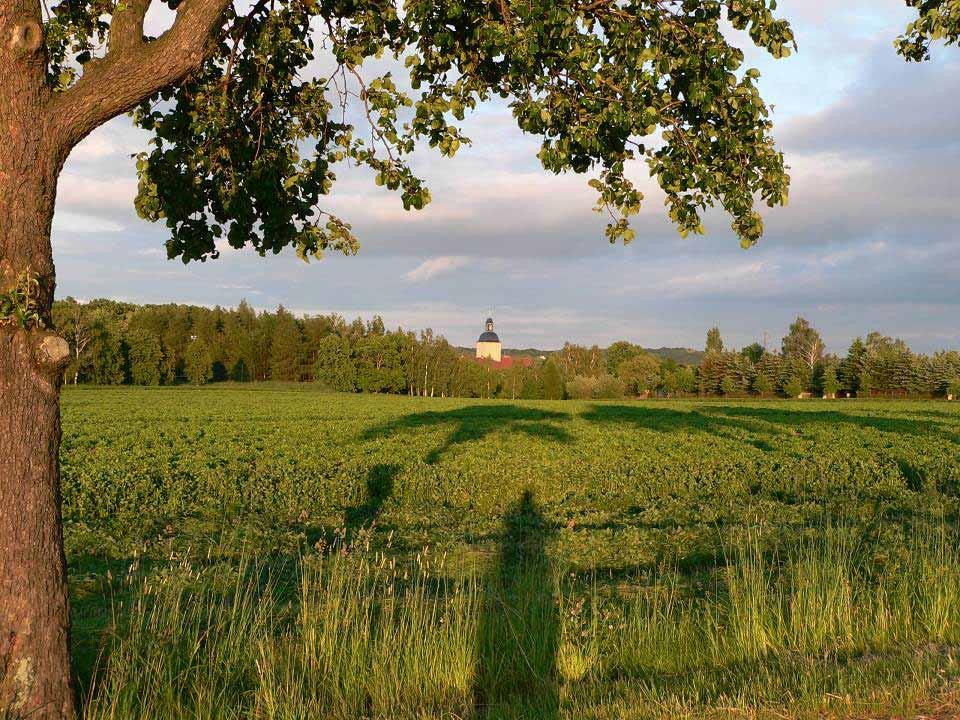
[82,522,960,719]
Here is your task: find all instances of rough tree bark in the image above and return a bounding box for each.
[0,1,74,716]
[0,0,231,716]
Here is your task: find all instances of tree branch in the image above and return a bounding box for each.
[108,0,153,54]
[51,0,233,152]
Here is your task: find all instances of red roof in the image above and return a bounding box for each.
[476,355,534,369]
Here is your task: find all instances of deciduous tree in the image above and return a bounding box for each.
[705,327,725,354]
[184,338,214,384]
[0,0,796,713]
[781,317,824,373]
[898,0,960,61]
[313,334,356,392]
[606,341,639,376]
[618,352,662,396]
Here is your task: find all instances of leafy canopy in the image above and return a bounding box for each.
[898,0,960,61]
[46,0,795,261]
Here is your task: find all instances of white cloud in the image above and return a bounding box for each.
[57,174,138,212]
[215,283,256,291]
[405,256,470,283]
[70,133,124,161]
[650,260,778,298]
[52,211,125,234]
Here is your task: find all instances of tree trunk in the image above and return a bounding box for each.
[1,5,75,716]
[0,329,73,720]
[1,0,234,712]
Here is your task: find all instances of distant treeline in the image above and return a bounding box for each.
[52,299,960,400]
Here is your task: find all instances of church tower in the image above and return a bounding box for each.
[475,317,502,362]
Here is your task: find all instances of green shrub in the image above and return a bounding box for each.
[753,374,773,396]
[720,377,739,396]
[593,374,625,399]
[784,376,805,398]
[565,375,597,400]
[541,359,564,400]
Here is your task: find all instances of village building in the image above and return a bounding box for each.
[475,318,534,369]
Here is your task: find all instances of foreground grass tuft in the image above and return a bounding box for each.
[83,520,960,719]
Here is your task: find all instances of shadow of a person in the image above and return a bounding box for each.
[475,490,560,719]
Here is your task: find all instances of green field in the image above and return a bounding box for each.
[62,387,960,718]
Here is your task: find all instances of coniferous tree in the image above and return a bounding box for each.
[753,373,773,397]
[822,366,840,398]
[270,307,304,381]
[840,338,866,394]
[754,352,781,396]
[784,376,805,399]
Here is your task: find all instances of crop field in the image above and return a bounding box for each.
[61,386,960,719]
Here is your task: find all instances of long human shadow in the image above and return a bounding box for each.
[475,490,560,719]
[362,405,573,464]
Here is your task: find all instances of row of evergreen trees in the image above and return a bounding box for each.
[696,319,960,398]
[52,299,960,400]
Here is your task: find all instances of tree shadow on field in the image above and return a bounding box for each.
[580,403,960,449]
[295,464,401,549]
[362,405,573,464]
[580,404,786,449]
[475,490,560,719]
[704,405,960,445]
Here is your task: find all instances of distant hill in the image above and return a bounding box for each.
[456,346,704,366]
[643,347,704,366]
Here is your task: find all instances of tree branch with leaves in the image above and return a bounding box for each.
[0,1,797,716]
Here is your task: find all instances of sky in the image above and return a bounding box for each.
[53,0,960,354]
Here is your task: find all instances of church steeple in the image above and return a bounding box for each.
[476,317,502,362]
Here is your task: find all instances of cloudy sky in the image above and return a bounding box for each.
[54,1,959,353]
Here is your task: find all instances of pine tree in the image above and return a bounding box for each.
[840,338,866,394]
[822,366,840,398]
[753,373,773,397]
[270,307,304,381]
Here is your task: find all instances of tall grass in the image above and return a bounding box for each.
[82,523,960,719]
[602,521,960,713]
